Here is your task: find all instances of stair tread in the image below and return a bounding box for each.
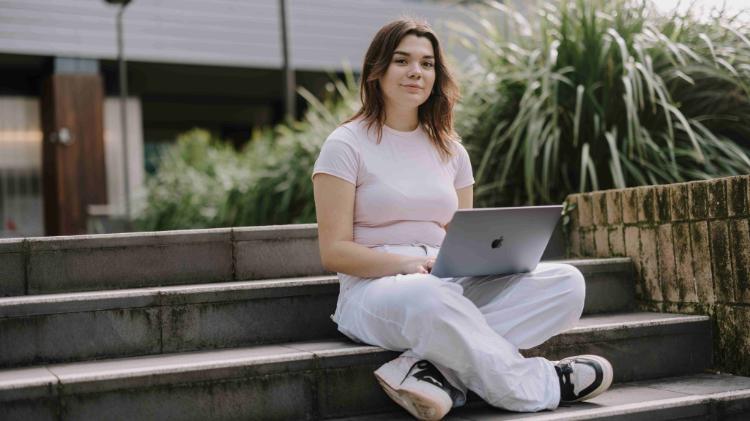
[0,275,338,317]
[571,311,708,331]
[0,311,708,390]
[334,373,750,420]
[0,258,634,317]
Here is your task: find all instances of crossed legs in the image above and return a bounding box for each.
[334,263,585,412]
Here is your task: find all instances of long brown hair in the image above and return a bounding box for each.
[343,17,461,161]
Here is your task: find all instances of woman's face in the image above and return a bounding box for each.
[379,34,436,110]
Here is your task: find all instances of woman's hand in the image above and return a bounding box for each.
[399,256,436,275]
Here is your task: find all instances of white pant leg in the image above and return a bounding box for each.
[420,262,586,410]
[334,266,561,412]
[456,262,586,350]
[413,248,585,394]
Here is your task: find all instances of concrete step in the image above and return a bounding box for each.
[0,225,633,297]
[0,265,634,368]
[334,374,750,420]
[0,312,711,420]
[0,225,322,296]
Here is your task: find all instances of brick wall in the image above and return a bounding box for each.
[565,175,750,376]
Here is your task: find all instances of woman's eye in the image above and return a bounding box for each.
[423,62,434,68]
[395,59,407,64]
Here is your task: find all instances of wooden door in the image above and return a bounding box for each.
[41,74,107,235]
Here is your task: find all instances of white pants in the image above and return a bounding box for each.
[331,244,586,412]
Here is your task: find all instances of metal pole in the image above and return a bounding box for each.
[0,169,6,235]
[116,4,131,221]
[279,0,296,122]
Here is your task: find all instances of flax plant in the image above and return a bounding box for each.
[452,0,750,206]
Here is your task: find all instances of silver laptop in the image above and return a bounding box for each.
[430,205,563,278]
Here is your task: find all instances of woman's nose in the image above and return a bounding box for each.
[408,63,422,78]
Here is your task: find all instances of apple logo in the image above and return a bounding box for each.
[491,236,504,249]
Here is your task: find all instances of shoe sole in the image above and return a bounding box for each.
[374,370,447,421]
[568,354,614,403]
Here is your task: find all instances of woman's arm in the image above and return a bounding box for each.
[457,185,473,209]
[313,173,431,277]
[443,185,474,231]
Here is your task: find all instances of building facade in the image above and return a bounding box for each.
[0,0,499,236]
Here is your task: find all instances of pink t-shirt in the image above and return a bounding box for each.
[311,117,474,248]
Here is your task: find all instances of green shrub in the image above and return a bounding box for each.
[453,0,750,206]
[135,69,361,230]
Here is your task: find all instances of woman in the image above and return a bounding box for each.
[311,17,613,420]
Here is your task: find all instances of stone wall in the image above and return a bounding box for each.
[564,175,750,376]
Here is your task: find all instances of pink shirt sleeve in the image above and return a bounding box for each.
[311,138,359,186]
[454,143,475,189]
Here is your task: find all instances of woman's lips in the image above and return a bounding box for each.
[402,85,422,92]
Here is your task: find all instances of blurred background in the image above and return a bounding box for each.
[0,0,748,237]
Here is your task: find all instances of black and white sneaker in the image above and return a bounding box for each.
[555,354,614,403]
[374,358,457,420]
